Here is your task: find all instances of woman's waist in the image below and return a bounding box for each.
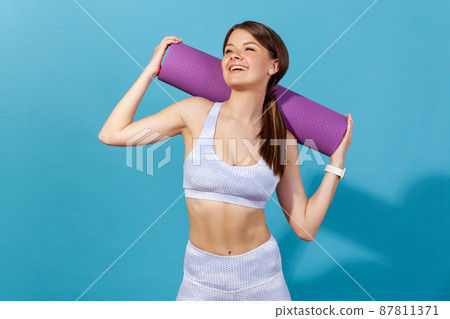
[188,223,272,257]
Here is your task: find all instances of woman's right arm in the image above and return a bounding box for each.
[98,36,186,146]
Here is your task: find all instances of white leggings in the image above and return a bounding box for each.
[176,234,291,301]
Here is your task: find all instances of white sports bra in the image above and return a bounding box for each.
[183,101,281,209]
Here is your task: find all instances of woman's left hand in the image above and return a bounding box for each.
[330,113,353,165]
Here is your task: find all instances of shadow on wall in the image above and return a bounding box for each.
[277,174,450,301]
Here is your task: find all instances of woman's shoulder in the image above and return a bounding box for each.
[178,96,215,125]
[285,128,296,140]
[182,96,214,112]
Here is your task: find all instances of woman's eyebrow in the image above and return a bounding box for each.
[225,42,260,48]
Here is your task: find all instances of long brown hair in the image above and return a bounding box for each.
[222,21,289,178]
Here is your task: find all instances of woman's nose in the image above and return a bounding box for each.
[231,51,243,60]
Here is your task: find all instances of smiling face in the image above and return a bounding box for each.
[222,29,279,91]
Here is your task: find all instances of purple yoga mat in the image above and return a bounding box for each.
[158,42,347,157]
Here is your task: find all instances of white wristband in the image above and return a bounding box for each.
[324,164,346,179]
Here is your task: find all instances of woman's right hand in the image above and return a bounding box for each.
[147,36,182,77]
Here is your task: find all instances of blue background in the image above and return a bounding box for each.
[1,0,449,301]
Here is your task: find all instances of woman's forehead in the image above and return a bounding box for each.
[228,29,257,44]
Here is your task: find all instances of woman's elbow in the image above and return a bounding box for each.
[98,131,114,145]
[303,236,315,242]
[98,132,107,144]
[297,229,316,242]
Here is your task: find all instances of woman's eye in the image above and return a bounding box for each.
[225,48,254,54]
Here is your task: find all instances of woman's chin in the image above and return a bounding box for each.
[225,78,254,91]
[226,83,250,91]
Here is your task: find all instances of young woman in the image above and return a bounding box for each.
[98,21,353,301]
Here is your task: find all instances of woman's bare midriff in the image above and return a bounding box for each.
[182,98,271,256]
[186,197,272,256]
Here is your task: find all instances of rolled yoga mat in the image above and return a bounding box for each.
[158,42,348,157]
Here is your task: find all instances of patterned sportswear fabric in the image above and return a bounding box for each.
[183,101,281,209]
[176,234,291,301]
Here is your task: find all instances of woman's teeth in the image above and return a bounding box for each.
[230,66,248,71]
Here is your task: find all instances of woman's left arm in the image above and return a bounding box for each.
[276,114,353,241]
[303,113,353,240]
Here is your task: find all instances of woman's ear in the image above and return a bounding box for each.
[269,59,279,75]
